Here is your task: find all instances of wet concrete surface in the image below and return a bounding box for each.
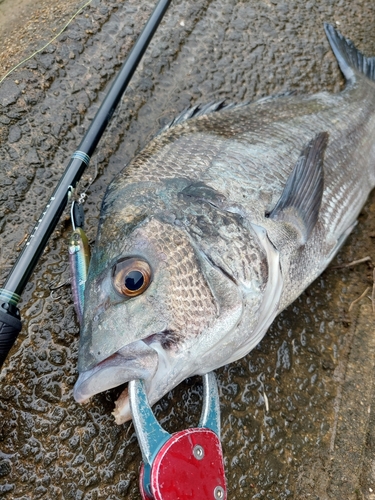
[1,0,375,498]
[0,0,85,83]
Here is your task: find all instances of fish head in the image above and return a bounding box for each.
[74,180,280,423]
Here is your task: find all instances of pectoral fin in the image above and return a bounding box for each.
[268,132,328,245]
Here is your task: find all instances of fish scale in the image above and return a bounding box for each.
[74,24,375,424]
[151,220,216,339]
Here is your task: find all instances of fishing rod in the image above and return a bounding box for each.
[0,0,172,369]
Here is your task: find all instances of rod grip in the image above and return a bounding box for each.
[0,303,22,369]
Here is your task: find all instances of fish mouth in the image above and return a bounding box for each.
[73,339,159,418]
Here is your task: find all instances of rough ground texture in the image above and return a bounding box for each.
[1,0,375,499]
[0,0,85,82]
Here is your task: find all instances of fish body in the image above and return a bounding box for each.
[74,25,375,423]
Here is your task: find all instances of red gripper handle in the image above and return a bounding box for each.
[140,428,227,500]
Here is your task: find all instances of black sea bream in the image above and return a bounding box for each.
[73,25,375,423]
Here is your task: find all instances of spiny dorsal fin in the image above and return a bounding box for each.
[158,92,297,135]
[268,132,328,244]
[158,100,248,134]
[324,23,375,84]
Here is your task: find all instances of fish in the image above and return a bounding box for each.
[73,24,375,424]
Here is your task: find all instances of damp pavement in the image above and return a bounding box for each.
[1,1,375,499]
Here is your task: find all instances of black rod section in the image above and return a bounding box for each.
[0,0,172,367]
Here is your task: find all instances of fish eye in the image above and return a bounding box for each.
[112,258,152,297]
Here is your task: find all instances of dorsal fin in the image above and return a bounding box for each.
[324,23,375,84]
[158,100,248,134]
[268,132,328,244]
[158,91,297,135]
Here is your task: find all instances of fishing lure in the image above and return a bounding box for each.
[68,201,91,325]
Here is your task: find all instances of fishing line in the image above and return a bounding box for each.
[0,0,94,85]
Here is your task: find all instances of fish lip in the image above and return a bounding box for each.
[73,340,159,403]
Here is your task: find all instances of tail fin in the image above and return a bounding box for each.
[324,23,375,84]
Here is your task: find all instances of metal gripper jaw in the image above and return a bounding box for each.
[128,373,227,500]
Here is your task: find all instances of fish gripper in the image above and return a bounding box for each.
[129,373,227,500]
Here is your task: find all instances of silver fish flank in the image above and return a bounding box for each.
[74,25,375,423]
